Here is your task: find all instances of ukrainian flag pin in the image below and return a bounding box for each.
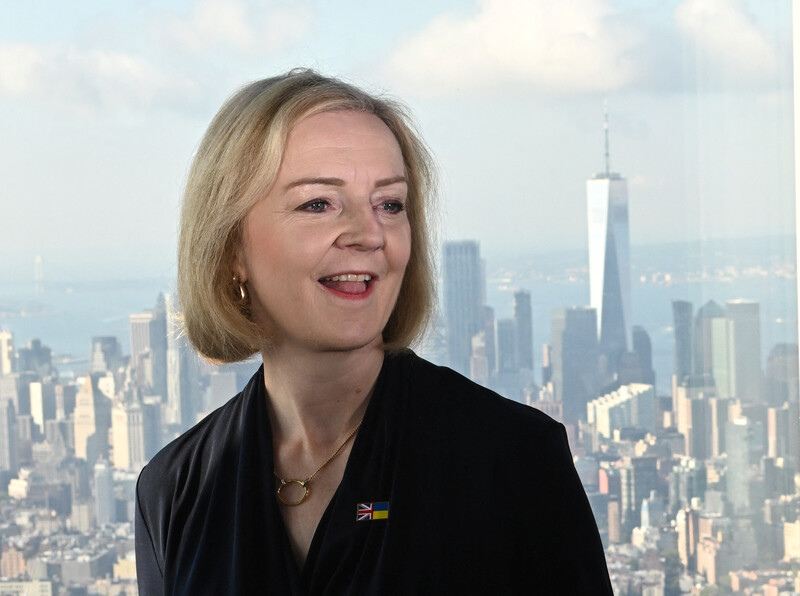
[356,501,389,521]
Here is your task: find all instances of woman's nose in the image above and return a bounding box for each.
[337,205,384,250]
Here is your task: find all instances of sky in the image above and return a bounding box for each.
[0,0,795,281]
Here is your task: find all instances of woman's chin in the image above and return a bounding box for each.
[310,331,385,354]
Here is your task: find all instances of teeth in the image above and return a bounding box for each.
[322,274,372,282]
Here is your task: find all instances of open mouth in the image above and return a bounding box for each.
[319,273,373,295]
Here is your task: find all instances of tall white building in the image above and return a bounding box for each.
[93,458,115,526]
[165,294,199,431]
[111,399,160,470]
[726,299,762,403]
[442,241,485,378]
[0,331,14,376]
[73,375,112,465]
[0,399,17,474]
[587,110,630,374]
[129,294,168,399]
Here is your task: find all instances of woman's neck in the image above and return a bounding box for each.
[261,342,384,447]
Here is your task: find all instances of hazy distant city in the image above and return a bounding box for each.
[0,222,794,595]
[0,143,797,596]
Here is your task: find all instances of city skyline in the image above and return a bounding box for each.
[0,235,796,592]
[0,1,797,593]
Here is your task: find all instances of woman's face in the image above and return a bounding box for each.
[237,110,412,353]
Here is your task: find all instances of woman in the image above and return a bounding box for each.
[135,70,612,595]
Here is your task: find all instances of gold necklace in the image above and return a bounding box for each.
[274,421,362,506]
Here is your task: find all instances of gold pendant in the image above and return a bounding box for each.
[276,478,310,506]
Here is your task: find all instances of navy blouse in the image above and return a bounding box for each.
[135,350,613,595]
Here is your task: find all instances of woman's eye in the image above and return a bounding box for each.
[299,199,329,212]
[379,201,405,214]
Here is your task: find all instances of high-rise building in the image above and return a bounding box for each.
[764,343,798,407]
[710,317,735,399]
[17,339,52,378]
[693,300,725,377]
[672,301,693,384]
[0,399,18,475]
[587,383,656,438]
[726,300,763,403]
[165,293,200,432]
[619,456,658,532]
[442,241,484,377]
[674,375,716,460]
[29,380,55,436]
[129,295,168,398]
[94,458,115,526]
[0,372,37,417]
[619,326,655,386]
[708,396,731,457]
[767,405,790,460]
[112,400,160,471]
[726,417,753,514]
[469,332,490,386]
[0,331,15,376]
[587,111,630,374]
[73,374,112,465]
[513,290,534,371]
[668,458,706,514]
[89,337,124,374]
[495,318,517,373]
[481,306,496,379]
[550,306,598,425]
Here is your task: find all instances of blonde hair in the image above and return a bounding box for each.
[178,69,437,362]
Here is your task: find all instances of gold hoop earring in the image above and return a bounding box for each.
[232,274,248,304]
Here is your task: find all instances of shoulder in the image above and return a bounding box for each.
[136,367,264,513]
[388,351,566,453]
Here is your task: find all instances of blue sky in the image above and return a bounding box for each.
[0,0,794,280]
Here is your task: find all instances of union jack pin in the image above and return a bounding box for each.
[357,501,389,521]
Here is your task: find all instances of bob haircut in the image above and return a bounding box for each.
[178,69,437,363]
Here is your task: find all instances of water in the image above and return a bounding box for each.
[0,277,174,368]
[0,238,796,395]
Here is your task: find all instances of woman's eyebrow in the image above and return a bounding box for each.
[283,175,407,191]
[375,176,407,188]
[284,177,345,191]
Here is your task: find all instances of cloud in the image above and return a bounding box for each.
[675,0,779,85]
[0,42,197,112]
[162,0,312,54]
[382,0,645,97]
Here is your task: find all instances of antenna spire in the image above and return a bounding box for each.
[604,100,610,177]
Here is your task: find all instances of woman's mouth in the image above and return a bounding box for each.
[319,273,373,295]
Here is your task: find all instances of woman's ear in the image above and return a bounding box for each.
[232,248,247,285]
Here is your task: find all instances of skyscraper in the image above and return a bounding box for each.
[550,306,598,425]
[112,400,159,471]
[726,417,752,514]
[693,300,725,377]
[513,290,534,372]
[17,339,52,378]
[587,110,630,374]
[726,300,762,403]
[0,399,17,475]
[672,300,693,383]
[443,241,484,377]
[165,293,199,431]
[89,337,124,374]
[0,331,14,376]
[94,458,115,526]
[129,295,168,399]
[495,319,517,373]
[73,374,112,465]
